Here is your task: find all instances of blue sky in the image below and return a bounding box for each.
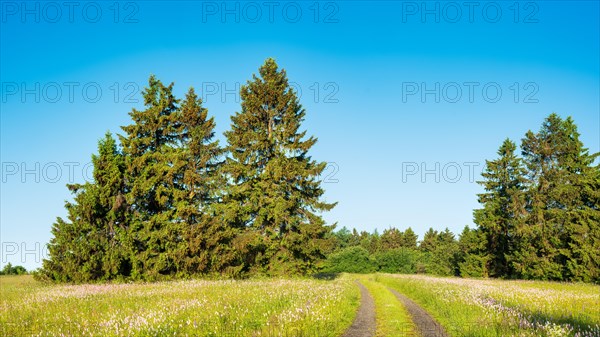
[1,1,599,270]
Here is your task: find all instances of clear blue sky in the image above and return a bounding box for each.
[1,1,598,270]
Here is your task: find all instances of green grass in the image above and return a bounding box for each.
[379,274,600,337]
[0,274,359,336]
[3,274,598,337]
[356,275,417,337]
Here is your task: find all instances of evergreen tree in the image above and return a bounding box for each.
[456,226,489,278]
[554,118,599,282]
[348,228,361,247]
[362,229,381,254]
[381,227,403,250]
[119,76,184,279]
[419,228,439,253]
[517,114,600,280]
[436,228,459,276]
[474,139,527,278]
[331,226,353,250]
[401,227,418,249]
[173,88,230,274]
[524,115,599,281]
[93,133,129,279]
[41,133,127,282]
[222,58,336,275]
[417,228,458,275]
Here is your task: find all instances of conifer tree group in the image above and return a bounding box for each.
[40,59,335,282]
[319,114,598,283]
[39,59,599,284]
[472,114,599,282]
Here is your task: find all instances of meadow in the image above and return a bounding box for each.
[1,274,599,336]
[0,275,358,336]
[379,274,600,337]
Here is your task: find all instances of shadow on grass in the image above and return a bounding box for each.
[311,272,340,280]
[525,310,600,333]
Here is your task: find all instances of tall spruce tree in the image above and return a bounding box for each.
[119,76,184,279]
[41,133,127,282]
[222,58,336,275]
[519,114,599,281]
[553,117,599,282]
[474,139,527,278]
[173,88,231,274]
[93,133,129,279]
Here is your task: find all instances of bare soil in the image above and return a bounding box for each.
[342,281,376,337]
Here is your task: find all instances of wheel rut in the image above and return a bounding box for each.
[388,288,449,337]
[342,281,376,337]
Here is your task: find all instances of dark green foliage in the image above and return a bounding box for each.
[456,226,489,278]
[322,114,597,283]
[474,113,600,282]
[323,227,445,275]
[401,228,418,249]
[38,63,598,284]
[374,248,418,274]
[0,263,27,275]
[322,246,375,274]
[380,227,417,250]
[173,88,230,275]
[420,228,459,276]
[380,228,403,250]
[419,228,439,253]
[221,58,336,276]
[474,139,527,278]
[40,59,336,282]
[40,133,128,283]
[328,226,353,250]
[515,114,599,281]
[119,76,186,279]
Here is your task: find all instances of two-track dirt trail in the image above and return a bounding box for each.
[341,280,449,337]
[388,288,449,337]
[342,281,376,337]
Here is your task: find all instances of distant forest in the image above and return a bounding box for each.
[326,114,599,283]
[37,59,599,283]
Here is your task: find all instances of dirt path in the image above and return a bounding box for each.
[388,288,449,337]
[342,281,376,337]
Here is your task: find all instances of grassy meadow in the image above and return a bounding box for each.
[1,274,599,336]
[379,274,600,337]
[0,275,358,337]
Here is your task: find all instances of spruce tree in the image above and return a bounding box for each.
[173,88,230,274]
[518,115,565,279]
[222,58,336,275]
[380,228,403,250]
[418,228,457,276]
[474,139,527,278]
[518,114,600,280]
[119,76,183,279]
[457,226,489,277]
[419,228,439,253]
[93,132,129,279]
[554,117,599,282]
[401,227,418,249]
[41,133,127,282]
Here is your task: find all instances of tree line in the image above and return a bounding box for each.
[38,59,336,282]
[323,114,599,283]
[38,58,599,283]
[0,263,28,276]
